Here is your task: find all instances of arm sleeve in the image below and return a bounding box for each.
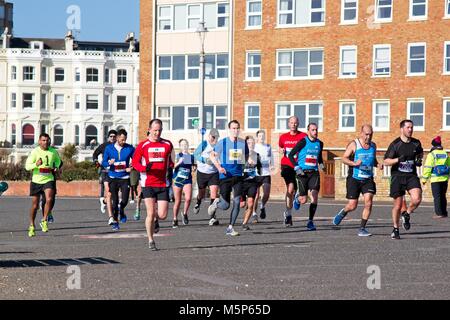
[384,142,396,160]
[288,139,306,167]
[168,143,175,169]
[245,142,249,162]
[25,150,37,171]
[193,142,206,163]
[318,141,324,165]
[101,147,110,169]
[53,150,62,169]
[257,153,262,175]
[132,144,147,172]
[269,146,274,166]
[93,144,104,162]
[278,135,284,149]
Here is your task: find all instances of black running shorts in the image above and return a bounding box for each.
[390,175,421,198]
[196,171,220,189]
[30,181,56,196]
[256,175,271,187]
[296,171,320,196]
[141,187,169,201]
[346,176,376,199]
[281,166,297,190]
[242,179,258,199]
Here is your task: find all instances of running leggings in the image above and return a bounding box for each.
[109,179,130,218]
[217,195,241,226]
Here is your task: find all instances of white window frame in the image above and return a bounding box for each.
[54,94,65,110]
[74,94,81,110]
[86,68,99,83]
[10,92,16,109]
[117,69,127,84]
[442,98,450,130]
[246,51,261,81]
[104,94,111,112]
[187,4,201,30]
[445,0,450,18]
[117,95,127,111]
[372,44,391,77]
[74,67,81,82]
[104,68,111,84]
[407,42,426,76]
[372,100,390,132]
[339,45,357,78]
[53,125,64,147]
[341,0,358,25]
[22,93,35,109]
[245,102,261,131]
[55,68,65,82]
[41,66,48,83]
[278,0,294,26]
[187,55,200,80]
[275,101,324,132]
[276,48,324,80]
[444,41,450,75]
[11,66,17,80]
[86,95,99,110]
[41,93,47,111]
[217,2,229,28]
[23,66,35,81]
[409,0,427,21]
[158,5,173,31]
[278,0,326,27]
[310,0,326,24]
[339,100,356,132]
[246,0,262,29]
[374,0,393,23]
[407,98,425,131]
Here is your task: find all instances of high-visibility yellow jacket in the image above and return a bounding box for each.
[422,149,450,183]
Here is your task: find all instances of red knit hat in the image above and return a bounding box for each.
[432,136,442,146]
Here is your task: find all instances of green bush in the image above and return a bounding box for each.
[0,163,30,181]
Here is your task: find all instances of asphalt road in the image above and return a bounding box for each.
[0,196,449,300]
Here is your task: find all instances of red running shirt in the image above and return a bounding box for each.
[278,131,307,168]
[132,138,174,187]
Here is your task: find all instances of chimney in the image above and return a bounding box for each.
[126,32,136,52]
[2,27,11,49]
[65,30,74,51]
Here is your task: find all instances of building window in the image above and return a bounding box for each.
[53,125,64,146]
[74,67,80,82]
[217,54,228,78]
[444,99,450,129]
[408,43,426,76]
[187,4,201,29]
[86,68,99,82]
[10,93,16,109]
[23,66,35,81]
[339,101,356,131]
[246,51,261,80]
[117,96,127,111]
[104,68,110,83]
[54,94,65,110]
[23,93,35,109]
[444,41,450,74]
[55,68,65,82]
[86,95,99,110]
[74,125,80,146]
[373,44,391,76]
[11,124,16,145]
[407,99,425,130]
[247,0,262,28]
[187,55,200,79]
[246,103,260,130]
[158,106,171,129]
[158,6,172,31]
[40,124,47,135]
[278,0,325,26]
[22,124,35,146]
[375,0,393,22]
[339,46,357,78]
[447,0,450,17]
[117,69,127,83]
[276,102,323,131]
[277,49,324,79]
[104,94,110,112]
[409,0,427,20]
[187,106,198,129]
[85,125,98,147]
[173,56,186,80]
[372,100,390,131]
[217,3,229,28]
[41,67,48,83]
[158,56,171,80]
[41,93,47,110]
[156,105,227,130]
[74,94,80,110]
[11,66,17,80]
[341,0,358,24]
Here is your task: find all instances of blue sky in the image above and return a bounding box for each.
[11,0,139,42]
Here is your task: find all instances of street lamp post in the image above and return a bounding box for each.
[196,21,208,138]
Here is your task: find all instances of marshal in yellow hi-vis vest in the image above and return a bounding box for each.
[421,149,450,183]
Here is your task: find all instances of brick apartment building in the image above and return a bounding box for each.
[140,0,450,198]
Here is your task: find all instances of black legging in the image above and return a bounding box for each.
[109,179,130,219]
[431,181,448,216]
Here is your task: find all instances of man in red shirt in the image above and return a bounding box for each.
[132,119,174,251]
[278,116,307,226]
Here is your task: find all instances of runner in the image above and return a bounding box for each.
[40,157,63,224]
[193,128,220,226]
[132,119,174,251]
[25,133,62,237]
[172,139,196,228]
[384,119,423,240]
[288,123,324,231]
[241,136,262,231]
[421,136,450,219]
[208,120,249,237]
[254,130,274,222]
[332,124,383,236]
[102,129,135,231]
[279,116,307,227]
[93,130,117,215]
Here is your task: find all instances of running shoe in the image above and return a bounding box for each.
[283,211,293,227]
[154,220,160,234]
[226,226,240,236]
[134,208,141,221]
[306,220,316,231]
[391,227,400,240]
[100,197,106,214]
[193,202,201,214]
[251,213,259,224]
[242,224,250,231]
[112,222,120,231]
[401,211,411,230]
[47,213,54,224]
[333,209,345,226]
[130,200,135,204]
[260,207,266,220]
[208,198,220,218]
[119,208,127,223]
[108,216,115,226]
[182,214,189,225]
[358,228,372,237]
[209,218,219,226]
[28,225,35,238]
[40,220,49,233]
[149,241,158,251]
[172,220,179,228]
[293,194,301,210]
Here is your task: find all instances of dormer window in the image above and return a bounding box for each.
[30,41,44,50]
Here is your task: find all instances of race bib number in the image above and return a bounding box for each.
[148,147,165,163]
[305,155,318,167]
[114,161,127,172]
[39,167,52,176]
[357,165,373,179]
[229,149,243,162]
[178,168,190,179]
[399,160,414,173]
